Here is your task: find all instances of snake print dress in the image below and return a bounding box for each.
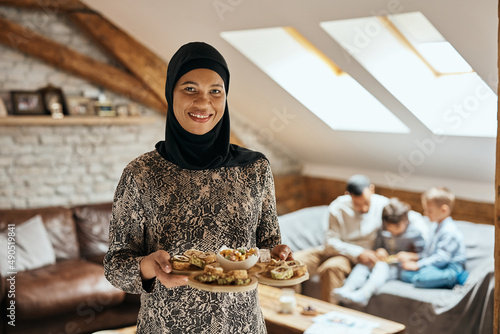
[104,150,281,333]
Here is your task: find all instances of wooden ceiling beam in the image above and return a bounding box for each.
[0,0,88,11]
[67,11,168,106]
[0,16,166,112]
[0,3,244,145]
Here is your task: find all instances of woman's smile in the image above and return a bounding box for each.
[188,112,212,122]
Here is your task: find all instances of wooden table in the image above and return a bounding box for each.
[258,284,405,334]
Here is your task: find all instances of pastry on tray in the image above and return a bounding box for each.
[194,265,252,286]
[172,249,217,272]
[172,255,192,270]
[262,259,308,280]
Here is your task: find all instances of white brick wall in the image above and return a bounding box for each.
[0,116,166,208]
[0,6,301,209]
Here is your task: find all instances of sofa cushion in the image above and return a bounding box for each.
[14,259,126,320]
[0,206,80,261]
[73,203,112,259]
[278,205,329,252]
[0,215,56,276]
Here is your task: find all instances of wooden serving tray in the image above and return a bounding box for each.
[256,272,309,286]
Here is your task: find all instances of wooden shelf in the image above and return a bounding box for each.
[0,115,158,126]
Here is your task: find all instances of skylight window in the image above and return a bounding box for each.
[387,13,472,74]
[321,12,497,138]
[221,27,409,134]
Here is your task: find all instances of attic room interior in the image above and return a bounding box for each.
[0,0,498,333]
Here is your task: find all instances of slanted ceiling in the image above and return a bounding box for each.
[1,0,497,203]
[78,0,497,203]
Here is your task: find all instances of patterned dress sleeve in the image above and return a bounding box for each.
[104,167,149,294]
[255,160,281,250]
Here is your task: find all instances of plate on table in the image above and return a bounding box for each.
[256,271,309,286]
[187,273,258,293]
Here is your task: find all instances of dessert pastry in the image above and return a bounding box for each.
[184,249,204,258]
[172,255,191,270]
[270,265,293,280]
[205,264,224,276]
[194,265,251,286]
[189,251,217,269]
[262,259,308,280]
[290,264,307,277]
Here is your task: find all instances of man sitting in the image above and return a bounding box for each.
[294,174,389,303]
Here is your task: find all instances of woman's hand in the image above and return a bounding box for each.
[271,244,294,260]
[140,250,188,288]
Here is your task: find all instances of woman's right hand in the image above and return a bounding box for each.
[140,250,189,288]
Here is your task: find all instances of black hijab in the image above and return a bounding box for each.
[155,42,265,170]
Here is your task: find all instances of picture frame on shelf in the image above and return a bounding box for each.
[128,103,143,117]
[0,99,7,117]
[115,104,129,117]
[10,90,47,115]
[39,85,68,116]
[66,96,95,116]
[0,91,13,115]
[94,94,116,117]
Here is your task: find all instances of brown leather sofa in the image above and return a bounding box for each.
[0,203,140,334]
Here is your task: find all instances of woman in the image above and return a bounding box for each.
[104,41,292,333]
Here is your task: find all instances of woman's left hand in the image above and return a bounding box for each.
[271,244,294,260]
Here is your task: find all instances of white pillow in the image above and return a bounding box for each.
[0,215,56,276]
